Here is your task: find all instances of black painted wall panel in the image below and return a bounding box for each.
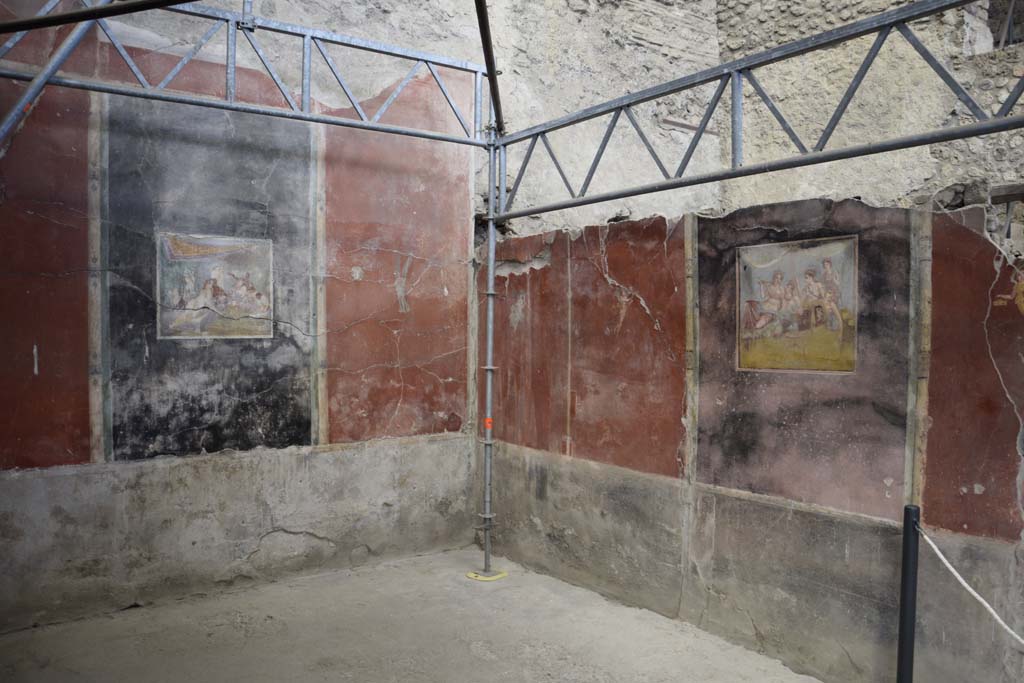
[105,98,313,460]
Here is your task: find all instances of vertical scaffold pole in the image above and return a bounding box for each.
[481,113,498,575]
[897,504,921,682]
[731,70,744,169]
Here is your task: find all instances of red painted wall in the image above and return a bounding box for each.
[0,83,92,469]
[924,213,1024,540]
[486,232,572,455]
[0,4,103,469]
[323,72,473,442]
[483,217,687,478]
[569,220,687,477]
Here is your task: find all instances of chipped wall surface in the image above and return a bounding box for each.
[0,434,476,633]
[924,213,1024,540]
[482,200,942,525]
[481,217,687,477]
[697,199,912,519]
[569,219,688,476]
[322,73,473,443]
[486,232,572,455]
[3,2,1024,680]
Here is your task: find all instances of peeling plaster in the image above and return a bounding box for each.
[486,217,686,477]
[494,246,552,278]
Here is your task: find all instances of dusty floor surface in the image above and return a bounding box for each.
[0,548,820,682]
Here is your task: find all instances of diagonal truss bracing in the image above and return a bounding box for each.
[0,0,1022,626]
[494,0,1024,220]
[0,1,490,148]
[3,0,1020,214]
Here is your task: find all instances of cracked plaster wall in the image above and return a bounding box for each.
[479,216,688,476]
[0,7,478,621]
[2,0,1023,675]
[924,211,1024,541]
[321,73,474,443]
[105,94,314,460]
[1,16,475,462]
[483,200,1024,681]
[0,434,476,633]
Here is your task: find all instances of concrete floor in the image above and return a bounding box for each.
[0,548,820,682]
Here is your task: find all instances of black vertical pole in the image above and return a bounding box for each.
[896,504,920,683]
[474,0,505,135]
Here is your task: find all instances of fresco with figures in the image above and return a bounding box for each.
[993,268,1024,316]
[157,233,274,339]
[737,236,857,372]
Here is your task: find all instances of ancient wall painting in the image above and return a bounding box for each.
[737,236,857,372]
[156,233,274,340]
[993,267,1024,316]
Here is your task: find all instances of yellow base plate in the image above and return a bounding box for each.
[466,570,508,582]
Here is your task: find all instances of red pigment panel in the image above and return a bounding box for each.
[99,44,226,101]
[0,83,92,469]
[100,43,284,107]
[923,213,1024,540]
[481,232,571,454]
[324,73,472,442]
[0,2,99,73]
[568,218,687,477]
[0,5,101,80]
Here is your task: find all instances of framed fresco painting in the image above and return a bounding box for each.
[737,236,857,373]
[156,233,274,340]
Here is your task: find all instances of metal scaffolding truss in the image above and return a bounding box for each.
[0,0,490,147]
[1,0,1023,586]
[493,0,1024,220]
[2,0,1021,218]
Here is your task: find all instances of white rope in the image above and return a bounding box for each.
[917,526,1024,649]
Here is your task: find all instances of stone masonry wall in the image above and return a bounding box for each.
[714,0,1024,254]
